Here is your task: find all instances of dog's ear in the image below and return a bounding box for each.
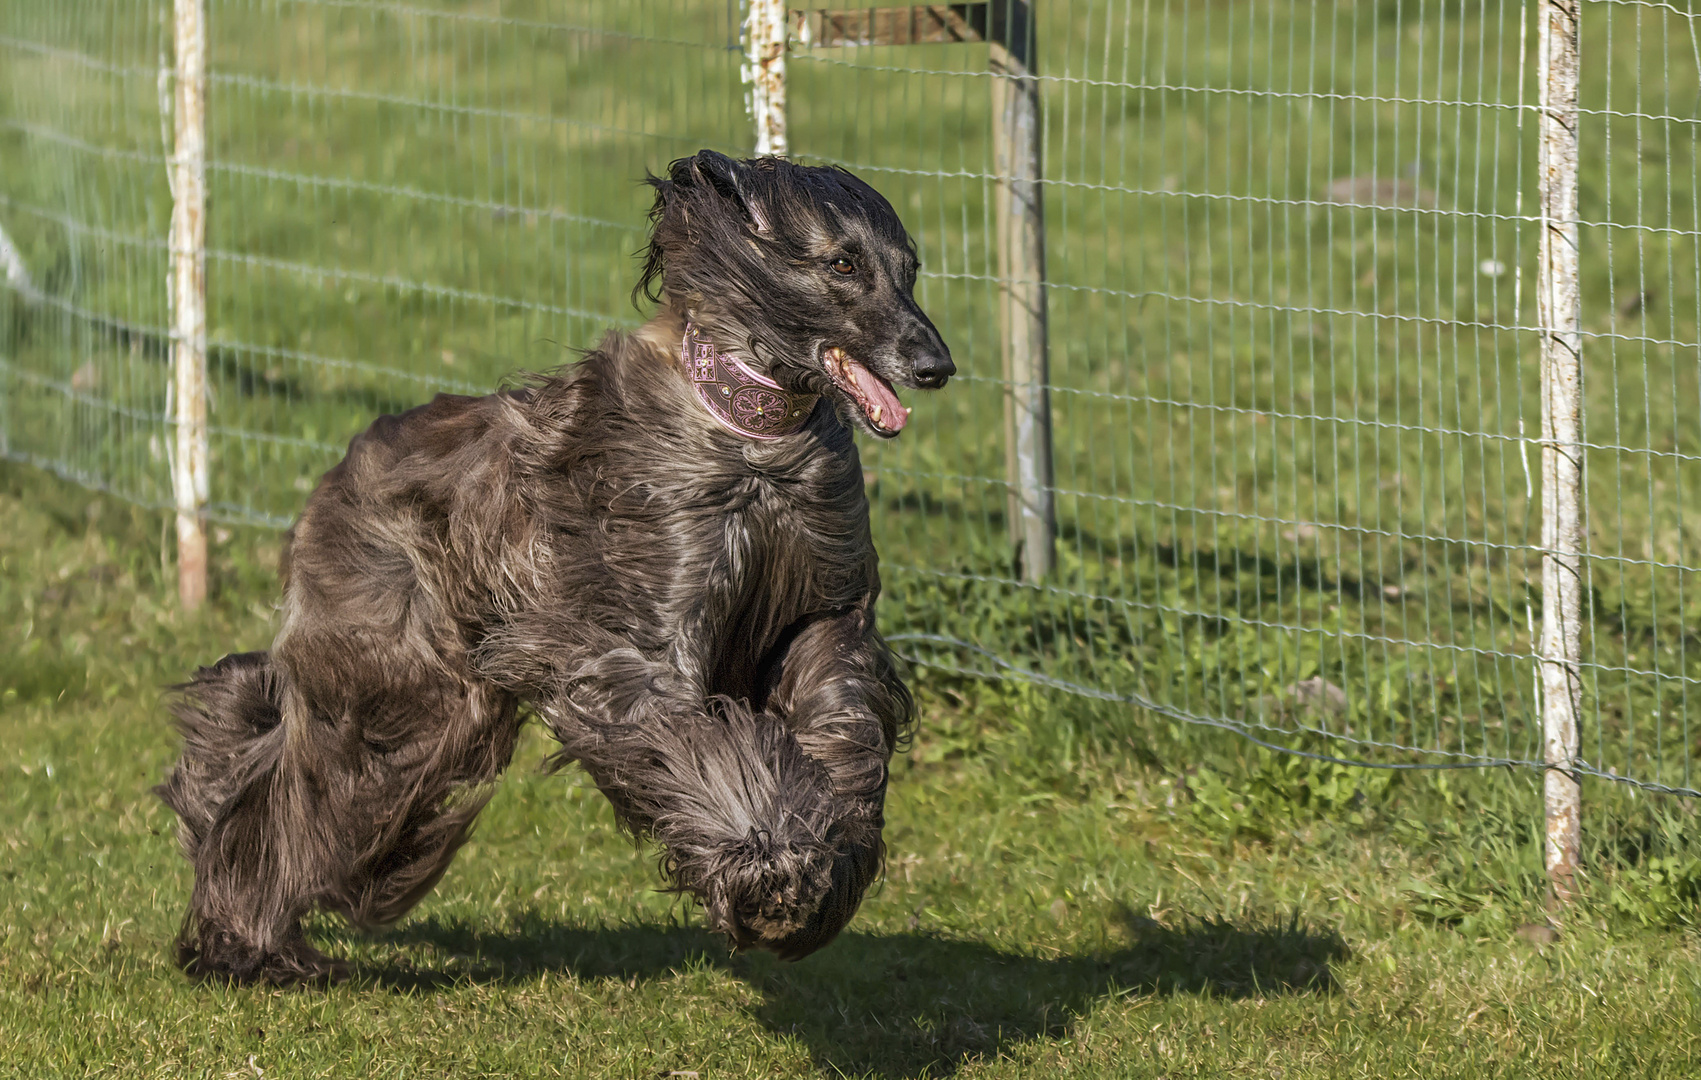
[683,150,772,234]
[634,151,773,307]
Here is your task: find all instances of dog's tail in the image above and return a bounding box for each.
[155,652,289,861]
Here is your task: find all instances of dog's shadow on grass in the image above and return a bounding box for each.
[360,907,1347,1078]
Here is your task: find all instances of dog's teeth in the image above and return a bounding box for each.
[870,405,883,424]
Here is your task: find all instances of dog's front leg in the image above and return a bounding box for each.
[690,598,911,966]
[537,615,906,960]
[537,644,847,956]
[763,602,913,795]
[748,602,914,956]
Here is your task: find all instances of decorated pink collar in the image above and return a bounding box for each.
[680,324,819,440]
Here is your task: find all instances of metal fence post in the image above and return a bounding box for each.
[1537,0,1583,904]
[989,0,1052,581]
[745,0,789,156]
[171,0,209,611]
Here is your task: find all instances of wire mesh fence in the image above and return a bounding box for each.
[792,0,1554,777]
[1577,0,1701,800]
[3,1,1699,814]
[3,0,751,527]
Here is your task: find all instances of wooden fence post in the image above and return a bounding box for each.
[745,0,790,156]
[1537,0,1583,904]
[988,0,1052,581]
[786,2,1054,580]
[171,0,209,611]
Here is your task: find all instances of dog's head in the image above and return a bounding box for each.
[638,150,954,438]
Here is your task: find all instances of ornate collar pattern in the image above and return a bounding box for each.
[680,324,820,440]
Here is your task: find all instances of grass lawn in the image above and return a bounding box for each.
[5,462,1701,1078]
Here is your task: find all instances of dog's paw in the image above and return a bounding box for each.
[691,824,886,961]
[180,925,350,987]
[699,832,837,949]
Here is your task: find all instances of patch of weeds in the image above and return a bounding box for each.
[1183,747,1397,841]
[1397,772,1544,935]
[1608,855,1701,928]
[1400,877,1520,936]
[908,669,1002,765]
[0,640,87,703]
[910,665,1152,787]
[1598,800,1701,929]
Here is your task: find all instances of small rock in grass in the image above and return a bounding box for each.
[1514,922,1559,946]
[1326,174,1439,209]
[1287,677,1349,716]
[1049,898,1068,922]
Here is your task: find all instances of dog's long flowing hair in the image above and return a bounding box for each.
[156,151,953,983]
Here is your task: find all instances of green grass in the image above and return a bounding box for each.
[7,463,1701,1078]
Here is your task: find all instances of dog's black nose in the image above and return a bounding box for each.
[910,345,955,389]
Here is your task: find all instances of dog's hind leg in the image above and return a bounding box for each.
[157,651,342,983]
[327,678,521,930]
[159,651,520,984]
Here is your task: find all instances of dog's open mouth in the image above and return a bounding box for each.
[822,347,910,436]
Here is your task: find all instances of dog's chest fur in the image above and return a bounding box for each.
[514,339,878,701]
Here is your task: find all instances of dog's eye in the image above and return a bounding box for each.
[829,257,856,276]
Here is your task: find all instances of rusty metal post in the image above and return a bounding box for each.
[1537,0,1582,904]
[744,0,789,156]
[171,0,209,611]
[990,0,1052,580]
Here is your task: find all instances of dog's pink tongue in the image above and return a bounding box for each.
[845,359,908,431]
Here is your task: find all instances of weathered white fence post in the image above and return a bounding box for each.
[744,0,789,156]
[988,0,1052,581]
[1537,0,1583,904]
[171,0,209,611]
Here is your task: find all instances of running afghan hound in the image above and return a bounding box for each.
[156,149,955,983]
